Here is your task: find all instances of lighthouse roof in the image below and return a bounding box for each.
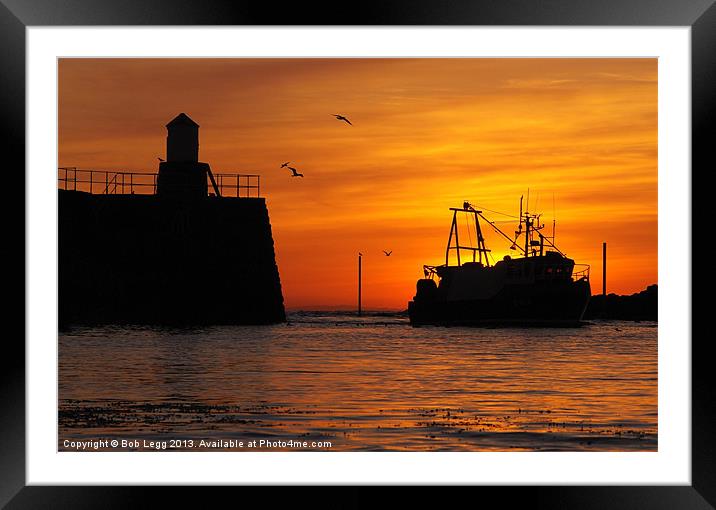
[166,113,199,128]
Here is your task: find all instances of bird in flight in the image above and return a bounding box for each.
[383,250,392,256]
[280,162,290,168]
[157,157,165,162]
[287,166,304,178]
[332,114,353,126]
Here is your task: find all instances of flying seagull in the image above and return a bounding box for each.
[157,157,165,162]
[332,114,353,126]
[287,166,304,178]
[280,161,290,168]
[383,250,392,256]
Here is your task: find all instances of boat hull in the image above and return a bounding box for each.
[408,279,591,327]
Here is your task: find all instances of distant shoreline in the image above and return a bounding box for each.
[287,284,659,322]
[583,284,657,321]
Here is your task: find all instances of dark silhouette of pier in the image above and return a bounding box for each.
[59,113,285,327]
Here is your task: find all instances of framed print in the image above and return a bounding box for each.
[3,0,712,506]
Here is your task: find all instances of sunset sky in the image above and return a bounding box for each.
[58,58,657,310]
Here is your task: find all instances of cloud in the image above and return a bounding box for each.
[59,58,657,308]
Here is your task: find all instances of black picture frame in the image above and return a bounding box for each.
[2,0,711,506]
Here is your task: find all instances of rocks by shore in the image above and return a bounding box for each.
[584,284,657,321]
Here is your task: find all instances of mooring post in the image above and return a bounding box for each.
[602,242,607,297]
[358,252,362,316]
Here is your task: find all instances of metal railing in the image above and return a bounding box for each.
[572,264,590,282]
[58,167,261,198]
[422,261,591,282]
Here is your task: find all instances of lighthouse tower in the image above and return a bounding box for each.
[156,113,211,198]
[166,112,199,163]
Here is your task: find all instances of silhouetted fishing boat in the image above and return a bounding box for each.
[408,199,591,326]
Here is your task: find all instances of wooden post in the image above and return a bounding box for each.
[602,242,607,296]
[358,253,362,316]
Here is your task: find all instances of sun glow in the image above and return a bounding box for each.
[59,58,657,310]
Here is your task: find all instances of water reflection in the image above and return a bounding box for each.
[59,314,657,451]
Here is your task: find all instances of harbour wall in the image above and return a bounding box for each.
[59,190,286,326]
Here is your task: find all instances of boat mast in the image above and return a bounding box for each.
[474,210,488,265]
[552,192,556,244]
[446,203,492,267]
[470,196,565,259]
[523,207,531,257]
[446,210,462,266]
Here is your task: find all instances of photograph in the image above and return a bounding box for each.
[3,1,708,502]
[57,57,658,453]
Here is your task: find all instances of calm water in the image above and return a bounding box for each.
[59,313,657,451]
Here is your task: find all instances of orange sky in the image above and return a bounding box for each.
[58,58,657,310]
